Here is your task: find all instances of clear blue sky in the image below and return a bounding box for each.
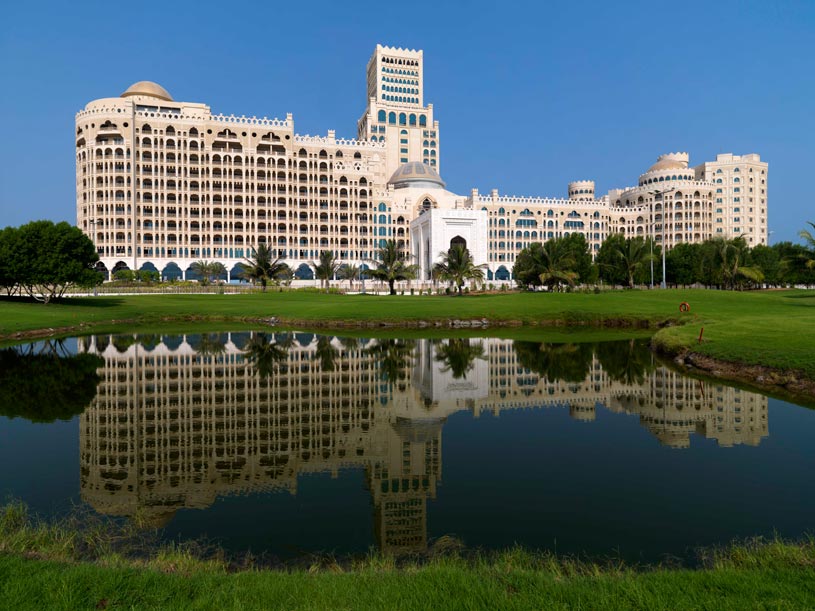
[1,0,813,244]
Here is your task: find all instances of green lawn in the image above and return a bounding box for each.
[1,289,813,378]
[1,551,814,611]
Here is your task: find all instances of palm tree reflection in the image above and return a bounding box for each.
[433,338,486,379]
[365,339,416,385]
[513,342,594,383]
[595,339,654,386]
[243,332,294,378]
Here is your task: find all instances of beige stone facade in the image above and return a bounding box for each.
[75,47,767,283]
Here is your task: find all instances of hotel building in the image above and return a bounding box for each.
[75,45,767,283]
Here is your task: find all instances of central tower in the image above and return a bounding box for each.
[357,44,440,178]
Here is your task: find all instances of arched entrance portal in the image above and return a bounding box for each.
[450,235,466,250]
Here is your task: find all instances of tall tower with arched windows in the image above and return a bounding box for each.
[357,45,440,178]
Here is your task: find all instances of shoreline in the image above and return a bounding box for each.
[2,310,813,405]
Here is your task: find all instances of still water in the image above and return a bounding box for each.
[1,332,813,562]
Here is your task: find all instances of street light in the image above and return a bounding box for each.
[648,188,675,289]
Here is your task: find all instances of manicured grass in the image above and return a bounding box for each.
[3,553,815,611]
[1,498,813,611]
[0,289,813,378]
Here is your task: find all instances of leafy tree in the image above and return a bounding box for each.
[0,226,21,295]
[433,338,485,379]
[368,239,417,295]
[749,244,782,287]
[1,220,100,302]
[432,243,487,294]
[238,244,290,292]
[312,250,341,291]
[560,233,596,284]
[665,242,701,287]
[595,234,627,286]
[775,241,815,287]
[0,346,103,422]
[512,242,547,289]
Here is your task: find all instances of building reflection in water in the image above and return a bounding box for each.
[77,333,768,555]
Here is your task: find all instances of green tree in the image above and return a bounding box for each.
[799,221,815,270]
[433,338,486,379]
[0,226,21,295]
[665,242,700,287]
[595,340,654,386]
[749,244,782,287]
[368,240,417,295]
[190,260,226,285]
[561,233,596,284]
[595,234,627,286]
[432,243,487,294]
[238,244,290,292]
[711,237,764,289]
[3,221,100,302]
[599,235,655,289]
[312,250,341,291]
[339,263,361,291]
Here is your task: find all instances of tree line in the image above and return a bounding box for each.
[512,223,815,290]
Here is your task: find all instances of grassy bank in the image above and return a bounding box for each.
[0,289,813,379]
[1,502,813,611]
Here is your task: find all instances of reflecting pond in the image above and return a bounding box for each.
[1,332,813,562]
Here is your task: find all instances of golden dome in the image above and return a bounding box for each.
[121,81,173,102]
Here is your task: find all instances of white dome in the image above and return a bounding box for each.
[388,162,446,189]
[121,81,173,102]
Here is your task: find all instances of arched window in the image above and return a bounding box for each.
[419,115,427,127]
[399,113,406,125]
[388,112,396,124]
[409,114,416,126]
[378,110,386,122]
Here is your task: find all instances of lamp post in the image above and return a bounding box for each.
[648,188,676,289]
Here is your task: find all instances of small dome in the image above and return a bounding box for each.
[121,81,173,102]
[389,161,446,189]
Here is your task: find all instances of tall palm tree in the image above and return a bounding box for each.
[238,244,289,292]
[432,243,487,294]
[712,238,764,289]
[339,263,361,291]
[800,221,815,269]
[608,237,655,289]
[536,239,578,292]
[368,239,417,295]
[433,338,486,379]
[312,250,341,291]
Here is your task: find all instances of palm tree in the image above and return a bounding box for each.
[312,250,341,291]
[190,260,225,285]
[368,240,418,295]
[238,244,289,292]
[243,332,293,378]
[339,264,361,291]
[714,238,764,289]
[607,237,655,289]
[800,221,815,269]
[433,338,486,379]
[432,243,487,294]
[536,239,578,292]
